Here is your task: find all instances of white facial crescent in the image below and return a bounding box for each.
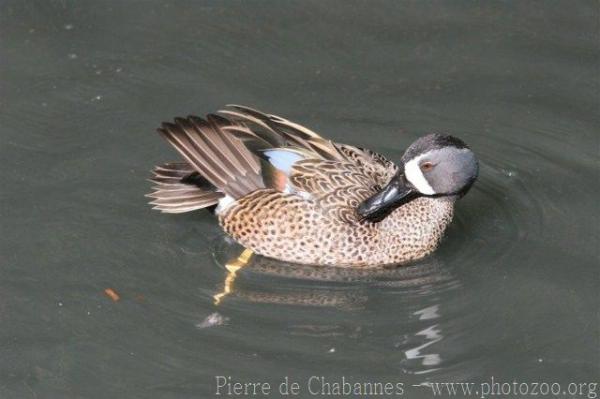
[404,153,436,195]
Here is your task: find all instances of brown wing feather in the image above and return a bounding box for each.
[157,116,264,199]
[334,144,399,186]
[288,146,399,224]
[289,159,383,224]
[219,105,345,161]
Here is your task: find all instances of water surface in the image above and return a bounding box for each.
[1,1,598,398]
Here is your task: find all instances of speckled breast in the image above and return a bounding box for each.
[218,191,455,267]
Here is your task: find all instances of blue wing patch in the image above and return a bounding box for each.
[262,149,306,176]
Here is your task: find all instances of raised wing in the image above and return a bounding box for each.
[153,105,400,223]
[217,105,401,224]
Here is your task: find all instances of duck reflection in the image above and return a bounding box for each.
[212,240,455,309]
[210,239,464,375]
[212,247,368,310]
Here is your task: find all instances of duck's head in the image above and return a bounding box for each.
[358,134,479,221]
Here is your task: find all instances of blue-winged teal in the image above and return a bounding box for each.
[148,105,478,267]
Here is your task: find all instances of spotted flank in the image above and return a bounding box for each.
[149,105,478,267]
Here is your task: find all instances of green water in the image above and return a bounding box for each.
[1,1,598,398]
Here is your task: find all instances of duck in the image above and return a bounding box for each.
[148,105,478,268]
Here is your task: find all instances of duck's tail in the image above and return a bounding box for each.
[146,162,224,213]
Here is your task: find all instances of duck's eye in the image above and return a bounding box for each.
[420,162,434,172]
